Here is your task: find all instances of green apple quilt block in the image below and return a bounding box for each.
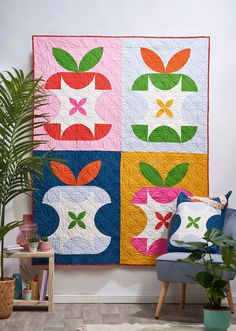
[122,37,209,153]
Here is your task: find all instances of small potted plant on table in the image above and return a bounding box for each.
[22,280,32,301]
[176,228,236,331]
[39,236,51,252]
[20,264,32,300]
[28,233,40,252]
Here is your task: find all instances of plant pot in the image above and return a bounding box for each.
[23,289,32,301]
[28,242,39,252]
[0,278,15,319]
[204,306,230,331]
[39,241,51,252]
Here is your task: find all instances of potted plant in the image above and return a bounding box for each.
[28,233,40,252]
[0,69,51,318]
[20,265,32,300]
[39,236,51,252]
[22,281,32,301]
[176,228,236,331]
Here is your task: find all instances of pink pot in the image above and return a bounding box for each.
[23,289,32,301]
[39,241,51,252]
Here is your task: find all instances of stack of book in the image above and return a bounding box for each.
[39,269,49,301]
[4,245,24,253]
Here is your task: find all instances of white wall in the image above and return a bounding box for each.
[1,0,236,303]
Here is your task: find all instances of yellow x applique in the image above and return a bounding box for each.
[156,99,174,117]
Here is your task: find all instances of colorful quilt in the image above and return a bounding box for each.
[33,36,209,265]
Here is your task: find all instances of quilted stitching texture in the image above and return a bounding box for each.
[33,36,209,265]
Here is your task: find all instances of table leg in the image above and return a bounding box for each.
[48,256,54,312]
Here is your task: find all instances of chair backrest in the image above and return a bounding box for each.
[223,208,236,240]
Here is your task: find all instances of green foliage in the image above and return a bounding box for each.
[20,264,32,289]
[0,69,51,280]
[41,236,48,242]
[0,221,23,242]
[176,228,236,307]
[28,233,39,243]
[68,211,86,229]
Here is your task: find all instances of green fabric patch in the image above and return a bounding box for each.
[52,48,79,72]
[149,126,181,142]
[186,216,201,229]
[132,125,197,143]
[78,47,103,72]
[131,73,198,92]
[181,74,198,92]
[131,74,149,90]
[131,124,148,141]
[149,74,181,90]
[139,162,164,187]
[164,163,189,187]
[181,126,198,143]
[52,47,104,72]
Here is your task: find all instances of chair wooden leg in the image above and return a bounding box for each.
[180,283,186,309]
[226,281,234,313]
[155,281,169,319]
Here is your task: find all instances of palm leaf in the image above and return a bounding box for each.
[0,69,55,280]
[0,221,23,242]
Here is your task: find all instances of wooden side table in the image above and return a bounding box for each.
[3,250,54,312]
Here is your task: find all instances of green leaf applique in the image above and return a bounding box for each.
[78,47,103,72]
[164,163,189,187]
[139,162,164,187]
[52,48,79,71]
[186,216,201,229]
[68,211,86,229]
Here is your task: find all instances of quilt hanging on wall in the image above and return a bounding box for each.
[33,36,209,265]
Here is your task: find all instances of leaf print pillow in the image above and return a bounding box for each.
[168,191,232,253]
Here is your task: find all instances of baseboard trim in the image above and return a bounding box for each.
[54,293,222,304]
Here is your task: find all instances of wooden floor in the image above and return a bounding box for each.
[0,303,236,331]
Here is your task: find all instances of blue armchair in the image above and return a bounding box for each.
[155,208,236,318]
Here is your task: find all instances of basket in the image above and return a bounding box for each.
[0,278,15,319]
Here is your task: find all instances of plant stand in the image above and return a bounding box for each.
[3,250,54,312]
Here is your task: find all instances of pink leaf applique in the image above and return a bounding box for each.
[69,107,78,115]
[78,98,87,106]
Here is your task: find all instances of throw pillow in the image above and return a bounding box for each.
[168,191,232,253]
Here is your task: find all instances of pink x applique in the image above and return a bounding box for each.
[69,97,87,116]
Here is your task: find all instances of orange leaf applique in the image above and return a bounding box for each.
[166,48,191,73]
[141,48,165,73]
[51,161,76,185]
[77,160,102,186]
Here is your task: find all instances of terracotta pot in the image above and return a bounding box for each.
[0,278,15,319]
[39,241,51,252]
